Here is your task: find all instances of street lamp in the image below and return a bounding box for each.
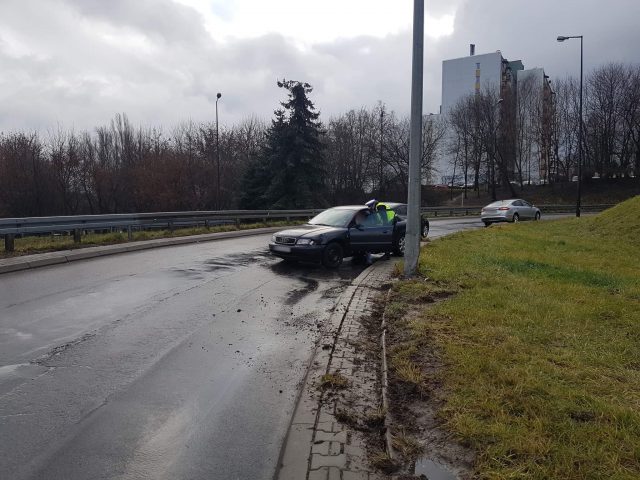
[404,0,424,277]
[557,34,583,218]
[490,98,504,200]
[215,92,222,210]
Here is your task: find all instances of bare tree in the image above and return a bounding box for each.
[449,96,479,198]
[0,132,51,216]
[325,107,378,203]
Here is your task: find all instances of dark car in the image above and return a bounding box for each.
[269,206,406,268]
[383,202,430,238]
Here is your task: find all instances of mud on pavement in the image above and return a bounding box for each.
[375,282,475,479]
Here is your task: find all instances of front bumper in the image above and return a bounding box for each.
[269,242,325,262]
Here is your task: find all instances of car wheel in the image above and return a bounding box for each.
[393,234,406,257]
[535,211,541,221]
[483,221,491,227]
[421,221,429,238]
[512,213,520,223]
[322,242,343,268]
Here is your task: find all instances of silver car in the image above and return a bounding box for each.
[481,199,541,226]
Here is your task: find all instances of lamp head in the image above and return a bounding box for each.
[216,92,222,99]
[557,36,568,42]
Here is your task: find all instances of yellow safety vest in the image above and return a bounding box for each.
[376,202,395,223]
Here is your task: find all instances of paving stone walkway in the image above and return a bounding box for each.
[277,259,397,480]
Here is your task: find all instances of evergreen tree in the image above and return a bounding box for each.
[239,80,327,209]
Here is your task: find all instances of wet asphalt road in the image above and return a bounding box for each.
[0,217,485,480]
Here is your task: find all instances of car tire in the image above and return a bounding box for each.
[322,242,343,268]
[421,220,429,238]
[393,234,406,257]
[535,212,541,221]
[512,213,520,223]
[483,221,491,227]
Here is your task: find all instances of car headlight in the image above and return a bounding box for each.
[271,235,277,243]
[296,238,316,246]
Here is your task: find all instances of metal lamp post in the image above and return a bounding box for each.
[491,98,503,201]
[215,92,222,210]
[404,0,424,277]
[557,35,583,218]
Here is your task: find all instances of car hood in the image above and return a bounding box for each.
[275,224,344,238]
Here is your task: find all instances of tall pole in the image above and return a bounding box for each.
[380,107,384,196]
[216,92,222,210]
[577,37,583,218]
[557,35,583,217]
[404,0,424,277]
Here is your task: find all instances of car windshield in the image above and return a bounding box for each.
[308,208,357,227]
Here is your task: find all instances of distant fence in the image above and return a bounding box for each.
[0,204,614,252]
[423,203,614,217]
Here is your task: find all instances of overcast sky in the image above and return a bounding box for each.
[1,0,638,134]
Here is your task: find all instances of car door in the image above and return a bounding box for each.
[369,214,394,251]
[349,210,392,252]
[521,200,534,219]
[511,200,523,218]
[348,209,375,251]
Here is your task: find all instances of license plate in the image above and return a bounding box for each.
[272,245,291,253]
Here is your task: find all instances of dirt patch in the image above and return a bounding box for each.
[387,298,474,480]
[284,277,319,305]
[370,289,476,479]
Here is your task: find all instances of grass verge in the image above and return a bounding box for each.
[387,196,640,479]
[1,220,297,259]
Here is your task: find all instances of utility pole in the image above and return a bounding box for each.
[379,106,384,196]
[577,37,583,218]
[557,35,583,217]
[404,0,424,277]
[215,92,222,210]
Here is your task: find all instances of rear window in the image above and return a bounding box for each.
[486,200,510,207]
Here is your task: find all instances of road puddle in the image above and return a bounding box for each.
[414,458,458,480]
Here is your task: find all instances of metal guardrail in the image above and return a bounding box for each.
[422,203,614,217]
[0,209,324,252]
[0,210,323,235]
[0,204,614,252]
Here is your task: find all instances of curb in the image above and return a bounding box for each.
[275,264,374,480]
[0,226,284,275]
[275,260,395,480]
[380,288,395,461]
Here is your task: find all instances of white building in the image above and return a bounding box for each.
[441,51,504,116]
[434,47,525,184]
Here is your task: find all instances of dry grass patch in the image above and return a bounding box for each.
[319,372,349,390]
[392,429,425,458]
[370,451,400,473]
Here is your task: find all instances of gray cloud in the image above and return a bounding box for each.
[60,0,210,46]
[0,0,638,134]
